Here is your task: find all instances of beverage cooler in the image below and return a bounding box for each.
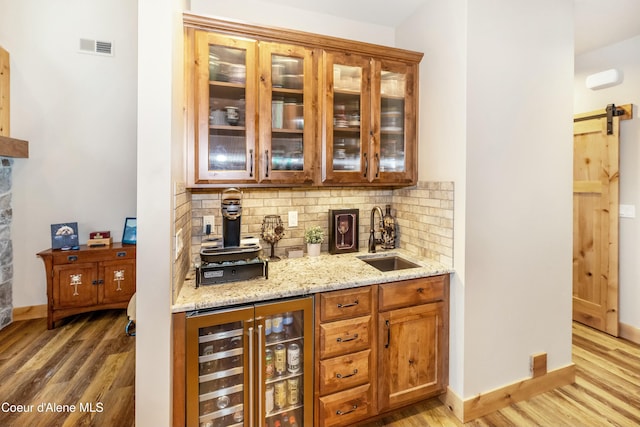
[186,296,313,427]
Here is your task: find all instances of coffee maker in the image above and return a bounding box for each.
[221,187,242,247]
[196,188,268,287]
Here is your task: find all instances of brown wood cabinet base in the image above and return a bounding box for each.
[38,243,136,329]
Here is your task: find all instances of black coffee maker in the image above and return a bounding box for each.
[221,188,242,247]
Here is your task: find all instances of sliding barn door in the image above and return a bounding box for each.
[572,104,631,336]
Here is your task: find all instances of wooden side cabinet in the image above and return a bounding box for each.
[378,275,449,412]
[37,243,136,329]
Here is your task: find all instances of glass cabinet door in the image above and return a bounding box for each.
[371,60,417,184]
[256,297,313,427]
[186,307,254,427]
[195,32,258,183]
[258,43,316,184]
[322,52,371,184]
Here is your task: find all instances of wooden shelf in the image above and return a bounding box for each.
[0,135,29,158]
[1,46,29,159]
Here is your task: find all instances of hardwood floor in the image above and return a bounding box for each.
[361,322,640,427]
[0,310,135,427]
[1,312,638,427]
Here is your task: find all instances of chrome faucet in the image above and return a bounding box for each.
[368,206,384,253]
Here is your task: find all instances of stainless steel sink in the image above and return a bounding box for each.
[359,255,420,272]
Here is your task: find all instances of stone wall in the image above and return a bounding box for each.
[0,158,13,330]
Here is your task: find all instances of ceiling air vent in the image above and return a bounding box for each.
[79,38,113,56]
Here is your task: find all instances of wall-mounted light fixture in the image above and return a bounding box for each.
[585,68,623,90]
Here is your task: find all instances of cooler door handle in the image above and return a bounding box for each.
[248,326,254,427]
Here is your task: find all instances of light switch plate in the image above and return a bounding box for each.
[288,211,298,227]
[620,204,636,218]
[175,228,183,260]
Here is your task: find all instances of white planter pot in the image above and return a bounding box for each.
[307,243,321,257]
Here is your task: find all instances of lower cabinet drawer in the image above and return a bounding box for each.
[319,316,371,359]
[319,349,371,395]
[318,383,373,427]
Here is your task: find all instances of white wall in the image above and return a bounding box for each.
[190,0,395,47]
[0,0,137,308]
[574,35,640,332]
[463,0,574,396]
[136,0,186,425]
[396,0,468,393]
[398,0,574,399]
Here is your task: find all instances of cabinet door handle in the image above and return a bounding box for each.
[67,255,78,262]
[336,333,358,343]
[248,326,255,427]
[264,149,270,177]
[249,149,254,177]
[375,152,380,178]
[337,300,359,309]
[363,152,368,177]
[92,280,99,285]
[336,405,358,416]
[336,368,358,379]
[385,319,391,348]
[257,324,264,421]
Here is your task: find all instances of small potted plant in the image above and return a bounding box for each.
[304,226,324,257]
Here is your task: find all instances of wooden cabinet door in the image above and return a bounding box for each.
[370,59,417,185]
[258,42,318,184]
[100,259,136,304]
[321,50,372,184]
[378,302,445,411]
[189,30,259,185]
[53,263,98,309]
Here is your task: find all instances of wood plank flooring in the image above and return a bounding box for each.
[1,312,638,427]
[0,310,135,427]
[361,322,640,427]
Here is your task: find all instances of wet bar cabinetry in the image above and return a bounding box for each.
[184,14,422,188]
[314,275,449,427]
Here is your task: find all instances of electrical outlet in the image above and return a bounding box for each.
[203,215,215,235]
[288,211,298,227]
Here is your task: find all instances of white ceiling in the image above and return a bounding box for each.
[263,0,640,55]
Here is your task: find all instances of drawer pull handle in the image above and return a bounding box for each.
[336,369,358,379]
[337,300,359,309]
[67,255,78,262]
[117,252,127,257]
[336,334,358,343]
[336,405,358,416]
[417,287,424,293]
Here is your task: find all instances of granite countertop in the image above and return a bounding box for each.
[172,249,453,313]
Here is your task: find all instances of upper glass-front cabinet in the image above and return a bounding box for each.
[371,59,417,185]
[192,32,259,184]
[258,43,316,184]
[322,53,417,185]
[322,51,371,184]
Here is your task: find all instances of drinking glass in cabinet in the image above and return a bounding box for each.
[272,56,303,90]
[334,64,361,91]
[209,46,246,83]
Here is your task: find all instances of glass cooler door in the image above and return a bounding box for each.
[186,306,254,427]
[256,297,313,427]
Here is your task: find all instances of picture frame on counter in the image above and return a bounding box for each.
[122,217,137,245]
[328,209,359,254]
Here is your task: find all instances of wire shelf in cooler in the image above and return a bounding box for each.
[199,383,244,402]
[199,402,243,424]
[199,347,243,364]
[199,366,244,384]
[199,328,243,344]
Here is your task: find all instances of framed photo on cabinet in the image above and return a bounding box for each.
[122,217,137,245]
[328,209,359,254]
